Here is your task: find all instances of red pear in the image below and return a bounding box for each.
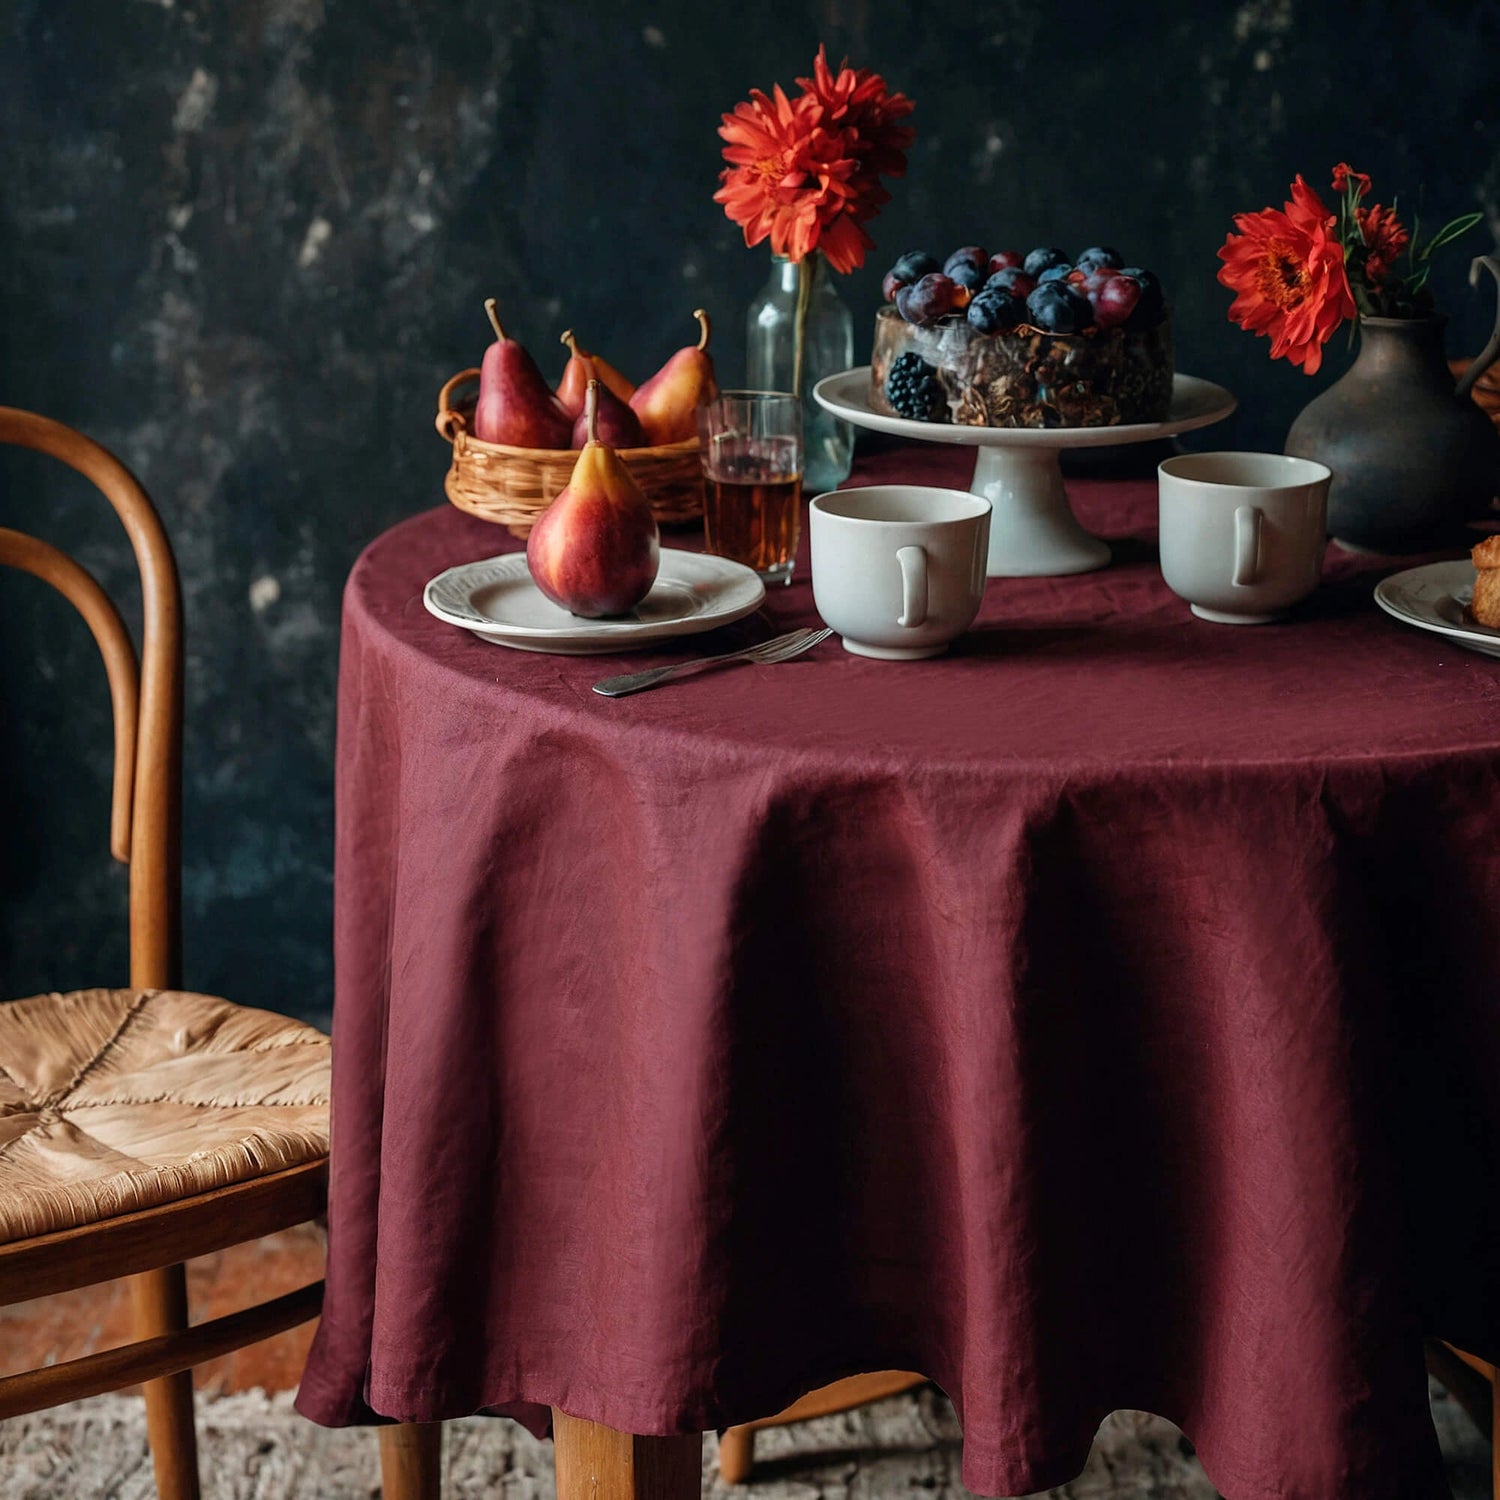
[629,309,719,445]
[571,377,644,449]
[527,381,660,618]
[473,299,572,449]
[591,350,637,405]
[557,330,636,418]
[555,329,594,419]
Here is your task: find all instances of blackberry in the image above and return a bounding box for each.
[885,352,947,422]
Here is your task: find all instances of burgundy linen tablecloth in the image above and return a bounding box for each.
[298,442,1500,1500]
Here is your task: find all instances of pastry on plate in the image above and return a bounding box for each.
[1470,534,1500,626]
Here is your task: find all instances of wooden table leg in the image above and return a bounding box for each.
[380,1421,443,1499]
[554,1410,701,1500]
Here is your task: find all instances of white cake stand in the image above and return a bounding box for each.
[813,369,1237,577]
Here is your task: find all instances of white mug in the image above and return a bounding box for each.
[1158,452,1332,624]
[809,486,992,659]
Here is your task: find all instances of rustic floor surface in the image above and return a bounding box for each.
[0,1382,1487,1499]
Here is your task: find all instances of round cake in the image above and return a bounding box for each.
[871,244,1175,429]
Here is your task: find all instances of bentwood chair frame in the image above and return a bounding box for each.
[0,406,327,1499]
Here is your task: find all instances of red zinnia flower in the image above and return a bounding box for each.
[1217,176,1356,374]
[1356,201,1410,284]
[715,50,912,274]
[1332,162,1372,200]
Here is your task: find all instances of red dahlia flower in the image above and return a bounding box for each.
[714,85,863,269]
[1217,176,1356,374]
[715,50,912,274]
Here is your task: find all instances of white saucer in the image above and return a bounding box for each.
[1373,560,1500,659]
[423,549,766,655]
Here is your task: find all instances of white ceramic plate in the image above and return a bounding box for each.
[423,548,766,655]
[813,369,1238,449]
[1373,559,1500,659]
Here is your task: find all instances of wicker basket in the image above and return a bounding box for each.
[435,368,705,539]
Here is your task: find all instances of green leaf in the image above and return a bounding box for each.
[1420,212,1483,256]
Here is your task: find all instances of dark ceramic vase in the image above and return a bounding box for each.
[1284,256,1500,553]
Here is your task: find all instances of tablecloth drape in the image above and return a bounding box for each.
[298,443,1500,1500]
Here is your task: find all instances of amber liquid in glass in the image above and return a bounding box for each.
[703,435,802,582]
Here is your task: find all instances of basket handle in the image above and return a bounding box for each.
[436,368,482,443]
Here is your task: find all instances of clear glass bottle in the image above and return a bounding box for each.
[746,254,855,493]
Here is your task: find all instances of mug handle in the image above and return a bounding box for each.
[897,545,928,627]
[1232,505,1262,587]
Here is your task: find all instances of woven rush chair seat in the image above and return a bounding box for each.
[0,987,330,1243]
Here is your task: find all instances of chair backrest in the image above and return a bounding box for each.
[0,407,183,990]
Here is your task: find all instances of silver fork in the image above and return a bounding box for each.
[592,627,832,698]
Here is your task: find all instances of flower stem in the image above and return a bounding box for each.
[791,250,817,398]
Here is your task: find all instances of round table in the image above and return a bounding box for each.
[298,441,1500,1500]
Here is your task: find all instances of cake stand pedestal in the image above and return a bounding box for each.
[813,370,1237,577]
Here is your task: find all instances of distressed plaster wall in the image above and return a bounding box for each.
[1,0,1497,1022]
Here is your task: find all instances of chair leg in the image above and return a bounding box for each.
[129,1263,200,1500]
[381,1422,443,1499]
[717,1371,926,1483]
[719,1425,755,1484]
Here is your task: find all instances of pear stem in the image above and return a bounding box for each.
[484,298,505,341]
[584,379,600,444]
[693,308,711,351]
[561,328,578,355]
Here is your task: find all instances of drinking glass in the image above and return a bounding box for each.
[697,391,803,586]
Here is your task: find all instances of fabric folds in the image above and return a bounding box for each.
[299,457,1500,1500]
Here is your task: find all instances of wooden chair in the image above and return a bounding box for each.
[0,406,331,1498]
[716,1372,927,1483]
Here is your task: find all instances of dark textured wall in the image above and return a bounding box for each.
[2,0,1497,1023]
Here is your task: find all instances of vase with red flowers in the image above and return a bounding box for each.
[1219,165,1500,553]
[715,48,914,491]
